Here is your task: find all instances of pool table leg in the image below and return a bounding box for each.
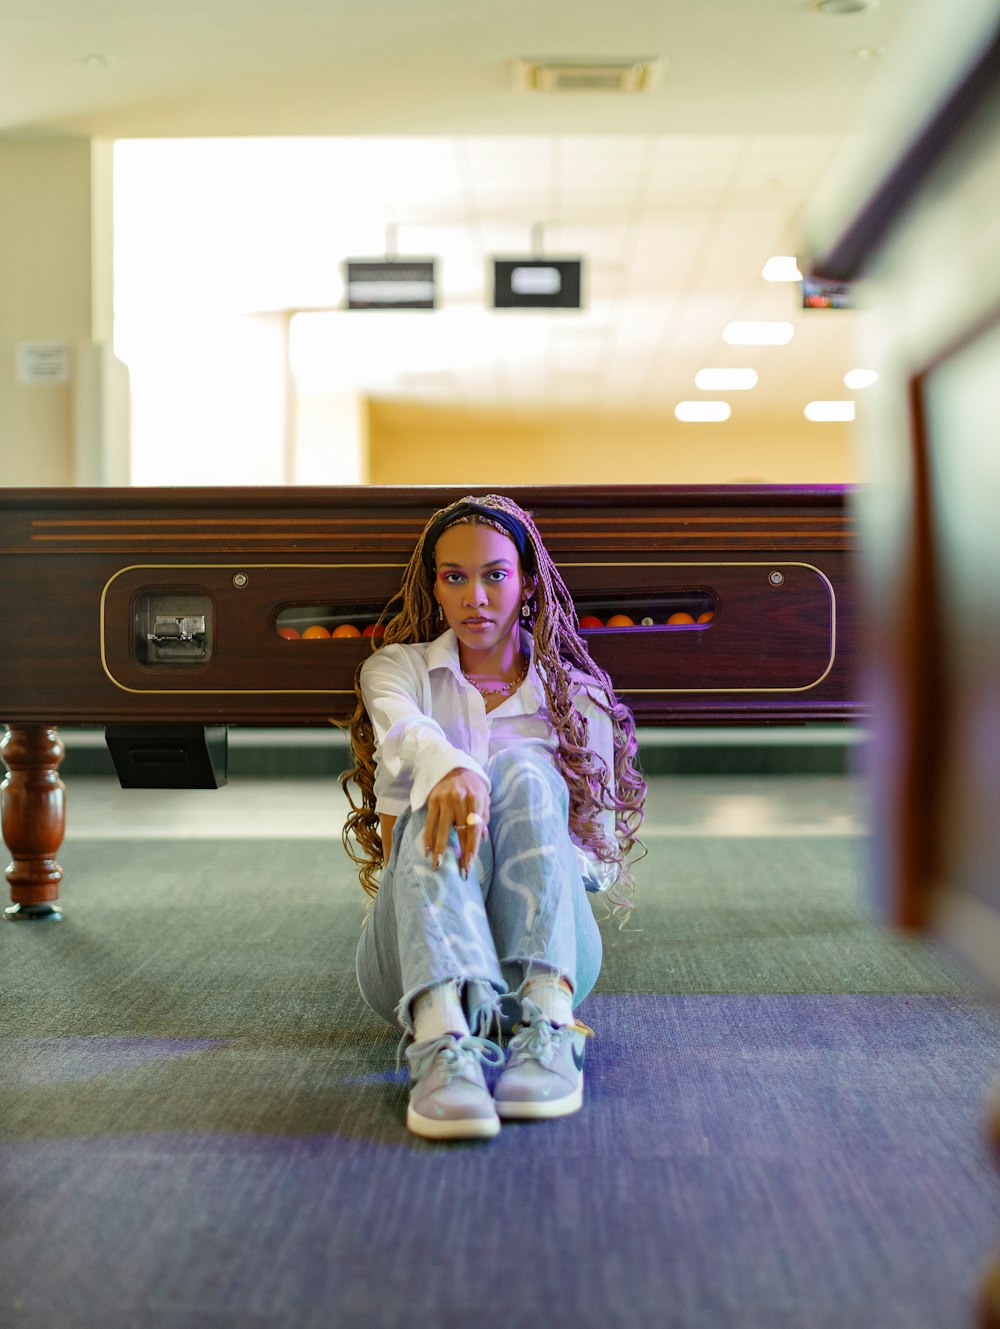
[0,724,66,921]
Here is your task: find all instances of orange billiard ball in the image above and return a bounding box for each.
[667,612,695,625]
[578,615,604,629]
[332,624,361,638]
[277,626,300,640]
[697,611,715,624]
[606,614,635,628]
[302,624,331,639]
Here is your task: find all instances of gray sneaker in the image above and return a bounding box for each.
[493,999,592,1120]
[404,1033,504,1140]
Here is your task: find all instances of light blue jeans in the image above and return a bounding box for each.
[355,747,603,1035]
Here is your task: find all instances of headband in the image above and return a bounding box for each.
[421,499,536,576]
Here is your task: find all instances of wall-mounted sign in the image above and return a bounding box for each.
[16,342,71,384]
[492,258,583,309]
[345,260,436,309]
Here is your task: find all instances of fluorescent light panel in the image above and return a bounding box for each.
[723,321,794,345]
[675,401,731,422]
[804,400,856,422]
[695,368,757,391]
[844,368,879,389]
[761,256,803,282]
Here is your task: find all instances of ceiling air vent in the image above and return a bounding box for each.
[513,58,661,94]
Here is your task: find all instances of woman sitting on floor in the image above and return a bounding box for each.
[341,493,646,1140]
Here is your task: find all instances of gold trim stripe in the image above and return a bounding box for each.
[99,561,406,696]
[34,529,850,543]
[33,512,849,529]
[36,533,430,542]
[98,559,837,698]
[33,517,425,529]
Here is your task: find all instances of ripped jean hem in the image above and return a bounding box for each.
[394,974,506,1040]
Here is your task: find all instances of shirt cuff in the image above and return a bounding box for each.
[409,748,488,813]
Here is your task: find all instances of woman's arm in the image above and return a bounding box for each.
[424,768,490,873]
[379,814,397,862]
[380,772,490,873]
[360,646,487,813]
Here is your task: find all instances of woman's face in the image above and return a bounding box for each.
[432,521,533,654]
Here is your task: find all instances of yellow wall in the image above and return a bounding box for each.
[0,139,93,486]
[367,401,858,486]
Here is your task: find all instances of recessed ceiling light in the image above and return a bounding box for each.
[804,400,856,422]
[761,256,803,282]
[723,322,794,346]
[675,401,731,423]
[695,368,758,391]
[843,368,879,389]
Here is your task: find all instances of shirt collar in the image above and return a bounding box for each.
[425,628,463,677]
[425,627,544,713]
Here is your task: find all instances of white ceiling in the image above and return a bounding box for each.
[3,0,912,420]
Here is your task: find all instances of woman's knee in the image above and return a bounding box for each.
[384,806,427,872]
[487,746,550,778]
[486,747,567,810]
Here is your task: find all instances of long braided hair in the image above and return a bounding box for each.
[340,494,646,921]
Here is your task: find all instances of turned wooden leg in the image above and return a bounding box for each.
[0,724,66,921]
[981,1092,1000,1329]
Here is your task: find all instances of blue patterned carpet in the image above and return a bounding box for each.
[2,835,999,1328]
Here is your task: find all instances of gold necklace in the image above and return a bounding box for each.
[461,651,529,698]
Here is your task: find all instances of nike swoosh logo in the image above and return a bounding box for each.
[571,1043,586,1072]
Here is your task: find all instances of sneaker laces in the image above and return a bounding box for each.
[504,998,595,1069]
[466,984,504,1043]
[404,1033,504,1083]
[505,999,560,1068]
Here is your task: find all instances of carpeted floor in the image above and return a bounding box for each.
[2,831,999,1328]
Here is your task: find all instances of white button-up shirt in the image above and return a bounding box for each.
[358,628,618,890]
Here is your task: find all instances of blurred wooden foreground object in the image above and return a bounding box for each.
[809,0,1000,1322]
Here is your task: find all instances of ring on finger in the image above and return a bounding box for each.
[464,812,483,827]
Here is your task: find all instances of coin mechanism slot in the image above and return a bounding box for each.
[136,591,214,665]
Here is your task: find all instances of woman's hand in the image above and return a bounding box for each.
[425,768,490,875]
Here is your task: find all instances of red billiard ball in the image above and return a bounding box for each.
[277,626,300,640]
[362,623,385,638]
[578,615,604,629]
